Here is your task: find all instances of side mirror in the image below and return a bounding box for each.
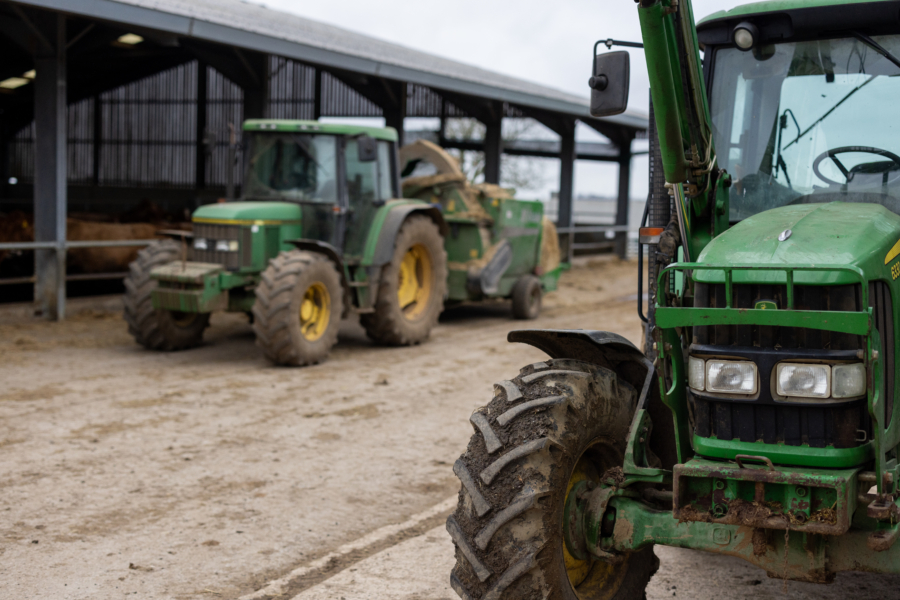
[357,135,378,162]
[589,51,630,117]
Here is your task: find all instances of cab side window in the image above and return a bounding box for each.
[344,139,394,204]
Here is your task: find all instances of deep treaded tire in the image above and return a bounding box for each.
[361,216,447,345]
[511,275,542,320]
[124,239,210,351]
[252,250,343,366]
[448,359,659,600]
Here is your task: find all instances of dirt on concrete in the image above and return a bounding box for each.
[5,256,899,600]
[0,257,640,599]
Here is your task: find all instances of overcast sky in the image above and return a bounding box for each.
[262,0,745,202]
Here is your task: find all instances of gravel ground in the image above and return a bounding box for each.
[2,256,899,600]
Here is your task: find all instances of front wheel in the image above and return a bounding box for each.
[252,250,343,366]
[123,239,210,351]
[448,359,658,600]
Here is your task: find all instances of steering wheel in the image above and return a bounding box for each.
[812,146,900,186]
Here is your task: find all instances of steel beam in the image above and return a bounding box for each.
[33,13,67,320]
[615,143,633,258]
[483,110,502,184]
[383,80,407,146]
[558,122,576,262]
[195,61,208,189]
[242,53,268,119]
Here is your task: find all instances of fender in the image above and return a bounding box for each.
[363,200,448,267]
[508,329,678,471]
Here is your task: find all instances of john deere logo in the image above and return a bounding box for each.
[755,300,777,310]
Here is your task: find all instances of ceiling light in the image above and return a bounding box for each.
[0,77,30,90]
[117,33,144,45]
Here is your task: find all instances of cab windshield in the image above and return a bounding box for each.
[710,35,900,221]
[243,133,338,203]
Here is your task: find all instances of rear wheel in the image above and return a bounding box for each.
[124,239,210,351]
[448,359,658,600]
[511,275,542,320]
[361,216,447,345]
[252,250,343,366]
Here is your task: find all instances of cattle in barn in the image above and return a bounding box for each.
[0,211,180,275]
[66,220,161,274]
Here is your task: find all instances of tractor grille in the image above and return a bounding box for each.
[693,282,862,350]
[192,223,241,270]
[690,281,893,449]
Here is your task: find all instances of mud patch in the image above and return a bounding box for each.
[0,384,69,403]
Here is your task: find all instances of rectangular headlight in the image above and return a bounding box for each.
[832,363,866,398]
[193,238,208,251]
[215,239,239,252]
[706,360,758,394]
[776,363,831,398]
[688,356,705,391]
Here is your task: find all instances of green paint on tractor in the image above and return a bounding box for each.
[126,122,565,366]
[444,0,900,596]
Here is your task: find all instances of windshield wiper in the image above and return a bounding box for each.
[783,75,876,151]
[851,31,900,71]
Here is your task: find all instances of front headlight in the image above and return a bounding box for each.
[215,240,239,252]
[193,238,208,250]
[832,363,866,398]
[776,364,830,398]
[688,356,706,391]
[706,360,758,394]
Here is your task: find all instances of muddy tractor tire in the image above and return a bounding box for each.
[511,275,542,320]
[361,215,447,346]
[124,239,210,351]
[448,359,658,600]
[252,250,343,366]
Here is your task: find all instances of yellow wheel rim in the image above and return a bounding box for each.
[397,243,433,320]
[563,446,626,599]
[299,282,331,341]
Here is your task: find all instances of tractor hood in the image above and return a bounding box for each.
[693,202,900,286]
[192,201,303,225]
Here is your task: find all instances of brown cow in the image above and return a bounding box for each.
[0,212,168,274]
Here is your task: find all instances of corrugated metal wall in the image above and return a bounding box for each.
[6,57,487,190]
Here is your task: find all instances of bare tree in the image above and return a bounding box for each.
[442,118,547,195]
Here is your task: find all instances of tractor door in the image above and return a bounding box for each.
[341,137,396,259]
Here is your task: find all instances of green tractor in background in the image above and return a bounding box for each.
[124,121,564,366]
[447,0,900,598]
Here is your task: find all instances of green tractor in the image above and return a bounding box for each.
[124,121,564,366]
[447,0,900,598]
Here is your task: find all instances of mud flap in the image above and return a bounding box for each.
[468,239,512,296]
[509,329,679,471]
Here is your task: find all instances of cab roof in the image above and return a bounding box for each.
[700,0,896,25]
[697,0,900,46]
[243,119,398,142]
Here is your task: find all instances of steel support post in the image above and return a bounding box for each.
[243,54,268,120]
[92,94,102,187]
[615,144,633,258]
[483,116,502,184]
[558,124,576,262]
[33,14,67,320]
[195,61,208,189]
[384,82,407,147]
[313,68,322,120]
[0,125,8,200]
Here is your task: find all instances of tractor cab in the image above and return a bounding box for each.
[235,120,399,259]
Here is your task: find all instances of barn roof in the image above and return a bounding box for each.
[13,0,647,131]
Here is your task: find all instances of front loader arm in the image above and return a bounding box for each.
[637,0,726,258]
